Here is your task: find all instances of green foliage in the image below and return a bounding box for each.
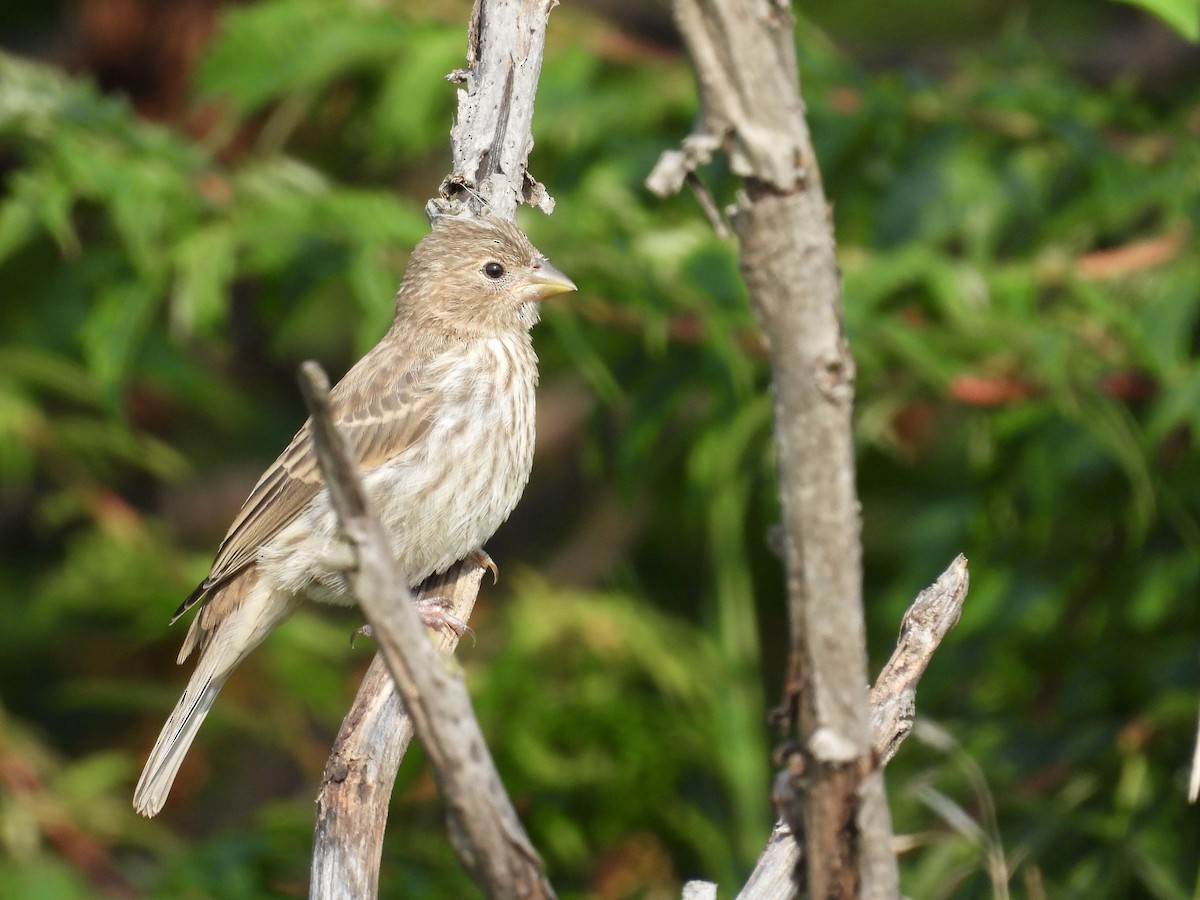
[2,0,1199,897]
[1115,0,1200,40]
[473,578,739,887]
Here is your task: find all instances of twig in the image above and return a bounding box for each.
[736,557,970,899]
[301,363,554,900]
[684,172,731,238]
[910,719,1011,900]
[869,555,970,765]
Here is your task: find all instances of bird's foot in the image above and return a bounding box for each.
[349,599,473,646]
[348,592,474,646]
[416,596,474,640]
[471,548,499,584]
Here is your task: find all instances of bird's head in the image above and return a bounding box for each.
[397,215,576,335]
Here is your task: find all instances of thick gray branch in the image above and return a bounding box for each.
[302,363,554,900]
[652,1,897,894]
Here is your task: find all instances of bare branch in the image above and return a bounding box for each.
[310,0,563,894]
[651,0,897,894]
[736,557,970,899]
[735,822,798,900]
[869,555,969,765]
[301,363,554,900]
[309,564,483,898]
[436,0,561,220]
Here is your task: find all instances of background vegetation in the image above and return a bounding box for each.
[1,0,1198,896]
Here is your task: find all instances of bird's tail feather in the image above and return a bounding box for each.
[132,666,229,817]
[134,572,293,817]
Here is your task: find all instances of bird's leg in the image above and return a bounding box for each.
[471,548,499,584]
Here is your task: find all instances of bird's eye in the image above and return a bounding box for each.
[483,261,505,279]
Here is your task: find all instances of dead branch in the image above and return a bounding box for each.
[309,564,484,898]
[436,0,561,221]
[302,363,554,900]
[869,555,970,766]
[309,0,563,895]
[735,555,970,899]
[650,0,898,894]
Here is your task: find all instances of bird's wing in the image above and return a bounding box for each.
[172,349,439,623]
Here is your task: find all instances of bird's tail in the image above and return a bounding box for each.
[133,572,293,817]
[132,660,229,817]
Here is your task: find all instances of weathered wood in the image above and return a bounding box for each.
[309,566,483,899]
[735,557,970,899]
[650,0,899,894]
[309,0,563,895]
[436,0,560,221]
[869,556,970,766]
[303,363,554,900]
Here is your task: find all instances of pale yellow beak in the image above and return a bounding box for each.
[522,258,577,301]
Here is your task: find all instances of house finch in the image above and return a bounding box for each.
[134,215,576,817]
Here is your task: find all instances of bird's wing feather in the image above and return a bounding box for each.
[172,347,440,623]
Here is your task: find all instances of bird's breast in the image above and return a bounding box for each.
[365,334,538,585]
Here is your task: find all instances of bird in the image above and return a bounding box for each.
[133,214,576,817]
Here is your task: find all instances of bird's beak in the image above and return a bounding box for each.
[522,258,577,302]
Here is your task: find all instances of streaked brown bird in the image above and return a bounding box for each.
[134,215,576,817]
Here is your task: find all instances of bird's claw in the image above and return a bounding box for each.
[350,623,373,648]
[471,549,499,584]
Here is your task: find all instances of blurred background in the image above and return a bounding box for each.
[2,0,1199,896]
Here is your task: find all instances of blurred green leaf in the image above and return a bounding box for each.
[198,0,412,114]
[1113,0,1200,39]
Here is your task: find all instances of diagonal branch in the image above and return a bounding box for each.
[302,363,554,900]
[869,555,970,766]
[309,564,484,899]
